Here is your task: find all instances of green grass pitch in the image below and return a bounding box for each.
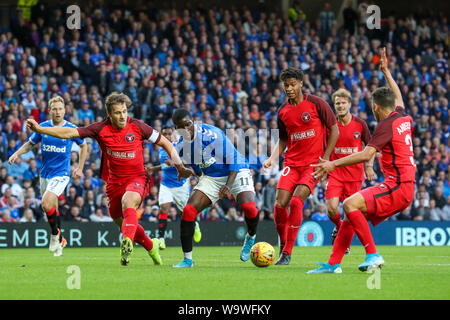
[0,245,449,300]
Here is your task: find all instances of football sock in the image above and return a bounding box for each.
[158,212,168,239]
[56,210,62,241]
[180,204,198,253]
[242,202,259,236]
[184,251,193,260]
[284,196,304,255]
[328,220,354,265]
[134,224,153,251]
[329,212,342,230]
[45,206,59,235]
[180,220,195,253]
[346,210,377,254]
[122,208,138,241]
[274,205,288,250]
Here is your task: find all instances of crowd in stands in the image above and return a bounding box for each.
[0,1,449,223]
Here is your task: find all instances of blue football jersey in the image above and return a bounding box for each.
[177,124,249,177]
[159,144,187,188]
[29,120,85,179]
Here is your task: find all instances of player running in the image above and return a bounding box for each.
[9,95,87,256]
[263,67,339,265]
[308,47,416,273]
[26,92,194,266]
[326,88,375,253]
[146,126,201,249]
[171,108,260,268]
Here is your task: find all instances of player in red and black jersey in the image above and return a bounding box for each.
[26,92,194,267]
[326,89,375,250]
[308,48,416,273]
[263,67,340,265]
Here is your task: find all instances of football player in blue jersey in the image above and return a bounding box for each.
[9,96,87,256]
[171,109,259,268]
[146,126,201,249]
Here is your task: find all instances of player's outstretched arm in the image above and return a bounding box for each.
[312,146,377,180]
[26,119,81,139]
[157,134,196,180]
[8,141,34,165]
[379,47,404,109]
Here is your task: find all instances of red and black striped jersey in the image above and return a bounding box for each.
[77,117,161,183]
[329,115,371,182]
[277,94,336,167]
[367,106,416,183]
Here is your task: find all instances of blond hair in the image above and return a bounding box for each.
[48,95,65,110]
[105,92,132,114]
[331,88,352,104]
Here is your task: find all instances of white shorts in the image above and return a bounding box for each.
[194,169,255,204]
[158,180,190,211]
[40,176,71,197]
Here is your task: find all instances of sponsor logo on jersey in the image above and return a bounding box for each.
[125,133,135,143]
[290,129,315,141]
[353,131,361,139]
[42,144,67,153]
[334,147,359,155]
[301,112,311,122]
[396,122,411,135]
[106,148,136,159]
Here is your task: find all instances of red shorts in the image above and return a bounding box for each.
[277,165,319,194]
[325,176,363,202]
[359,180,415,226]
[106,175,151,220]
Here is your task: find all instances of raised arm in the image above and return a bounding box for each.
[26,119,81,139]
[379,47,404,109]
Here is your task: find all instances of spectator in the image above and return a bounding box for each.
[90,208,113,222]
[311,203,330,222]
[19,208,36,222]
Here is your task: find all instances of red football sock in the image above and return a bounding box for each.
[122,208,138,241]
[134,224,153,251]
[346,210,377,254]
[283,196,304,255]
[329,212,342,230]
[274,205,288,247]
[328,220,354,265]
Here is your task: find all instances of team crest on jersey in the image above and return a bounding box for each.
[353,132,361,139]
[125,133,135,143]
[301,112,311,122]
[379,183,387,189]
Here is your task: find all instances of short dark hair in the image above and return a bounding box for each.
[172,108,192,124]
[280,67,304,82]
[161,125,173,131]
[372,87,395,109]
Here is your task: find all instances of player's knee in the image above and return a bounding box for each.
[241,202,258,219]
[121,194,140,211]
[182,204,198,222]
[41,200,53,213]
[342,198,356,214]
[290,196,303,210]
[327,204,338,217]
